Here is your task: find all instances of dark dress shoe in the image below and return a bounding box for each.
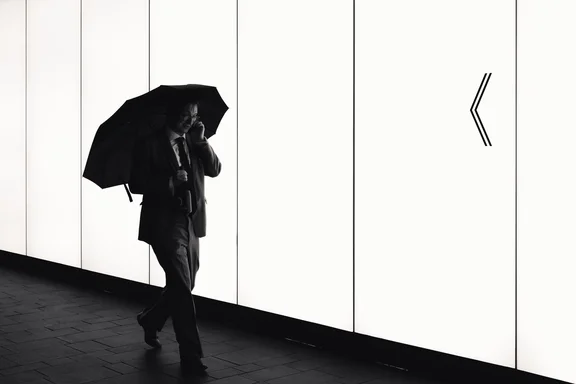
[136,312,161,348]
[180,357,208,375]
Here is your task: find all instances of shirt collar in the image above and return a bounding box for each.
[166,127,185,144]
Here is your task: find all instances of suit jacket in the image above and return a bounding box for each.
[128,127,221,244]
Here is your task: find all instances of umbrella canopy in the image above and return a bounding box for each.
[83,84,228,191]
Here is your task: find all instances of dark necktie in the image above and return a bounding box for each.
[176,137,191,171]
[175,137,196,213]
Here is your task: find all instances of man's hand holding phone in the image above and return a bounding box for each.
[188,120,206,143]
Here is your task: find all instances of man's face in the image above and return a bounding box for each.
[173,103,199,135]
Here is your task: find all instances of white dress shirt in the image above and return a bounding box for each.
[166,127,193,195]
[166,127,191,168]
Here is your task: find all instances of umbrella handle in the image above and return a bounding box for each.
[124,184,133,202]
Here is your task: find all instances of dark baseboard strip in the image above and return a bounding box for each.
[0,250,565,384]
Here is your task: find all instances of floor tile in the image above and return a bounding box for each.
[0,264,457,384]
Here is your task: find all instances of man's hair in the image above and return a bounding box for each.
[166,99,200,123]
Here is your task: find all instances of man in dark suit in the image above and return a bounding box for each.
[128,100,221,374]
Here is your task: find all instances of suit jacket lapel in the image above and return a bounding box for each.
[185,133,198,162]
[158,128,179,172]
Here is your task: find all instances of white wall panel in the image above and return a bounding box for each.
[355,0,515,367]
[518,1,576,383]
[149,0,236,304]
[238,0,353,330]
[27,0,81,267]
[81,0,149,282]
[0,0,26,256]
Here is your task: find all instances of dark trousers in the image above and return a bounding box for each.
[137,211,204,359]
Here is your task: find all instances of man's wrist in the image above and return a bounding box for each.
[190,138,206,147]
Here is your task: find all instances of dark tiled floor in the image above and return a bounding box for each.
[0,265,445,384]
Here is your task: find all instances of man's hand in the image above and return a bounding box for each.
[173,170,188,187]
[188,121,206,143]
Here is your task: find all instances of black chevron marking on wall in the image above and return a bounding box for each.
[470,73,492,146]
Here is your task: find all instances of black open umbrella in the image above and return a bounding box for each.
[82,84,228,200]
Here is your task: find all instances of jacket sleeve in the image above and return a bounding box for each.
[128,137,175,197]
[192,138,222,177]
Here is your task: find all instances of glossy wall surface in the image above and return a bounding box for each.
[355,0,515,367]
[238,0,354,331]
[517,1,576,383]
[81,0,150,283]
[0,0,26,256]
[27,0,81,268]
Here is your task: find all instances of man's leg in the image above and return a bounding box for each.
[149,213,202,360]
[135,213,203,361]
[136,285,171,333]
[172,215,203,360]
[141,223,200,334]
[136,240,175,333]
